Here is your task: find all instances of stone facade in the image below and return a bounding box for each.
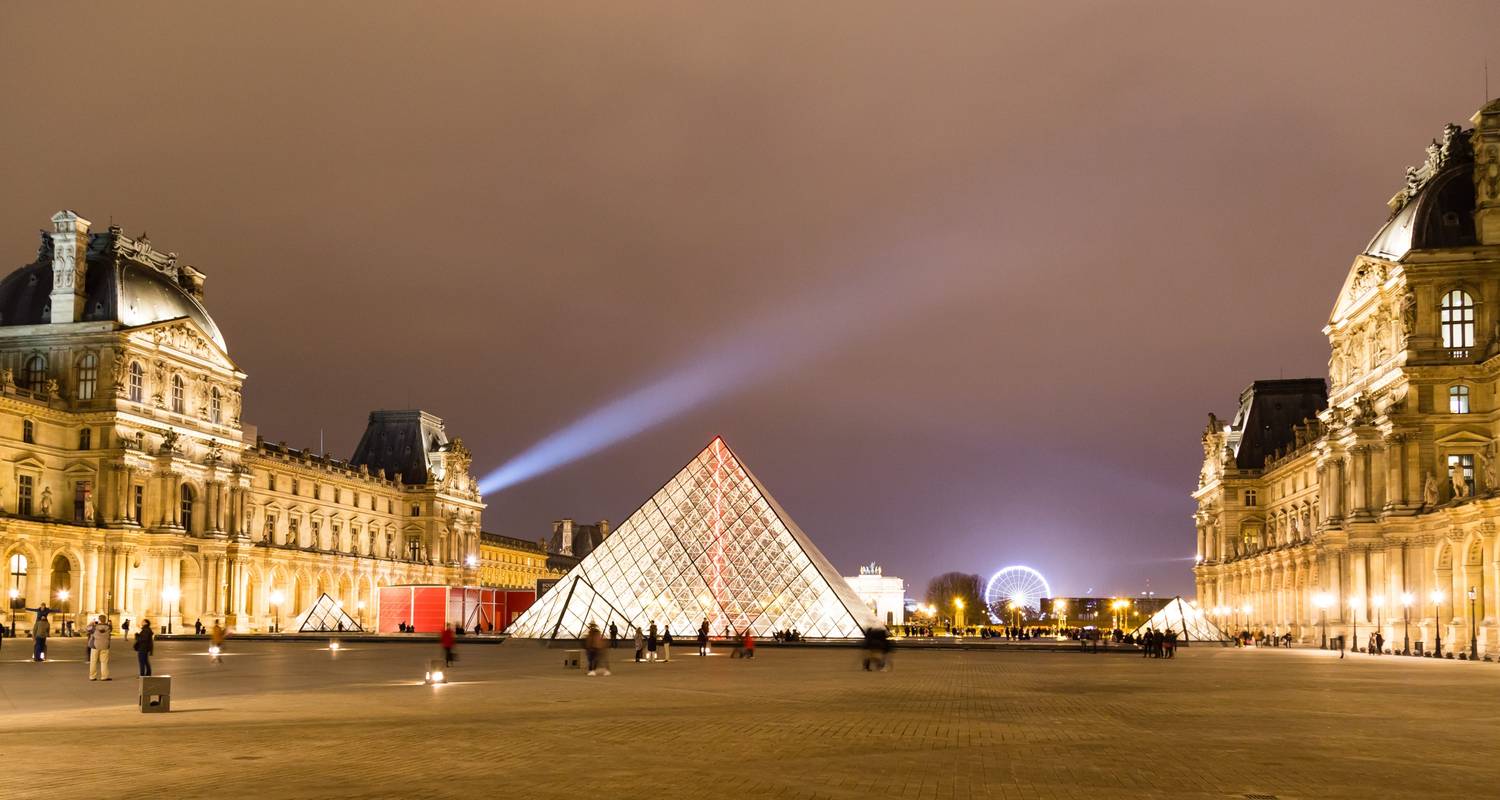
[0,212,483,633]
[1195,100,1500,656]
[478,531,559,590]
[843,563,905,626]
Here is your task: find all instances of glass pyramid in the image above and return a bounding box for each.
[507,437,880,640]
[1128,596,1229,643]
[293,593,363,633]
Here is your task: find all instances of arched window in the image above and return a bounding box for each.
[1440,290,1475,356]
[1450,385,1472,414]
[23,355,46,391]
[180,484,195,532]
[210,387,222,424]
[171,375,185,414]
[128,362,143,403]
[75,353,98,400]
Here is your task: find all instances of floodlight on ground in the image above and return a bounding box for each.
[330,640,341,651]
[208,645,221,657]
[425,659,447,684]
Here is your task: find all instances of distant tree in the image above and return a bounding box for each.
[924,572,985,621]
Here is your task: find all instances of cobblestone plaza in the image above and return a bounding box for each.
[2,639,1495,799]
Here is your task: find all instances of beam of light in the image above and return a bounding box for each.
[477,241,986,496]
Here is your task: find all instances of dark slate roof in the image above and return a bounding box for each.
[1229,379,1327,470]
[1365,126,1478,260]
[349,410,448,486]
[549,521,609,560]
[0,225,225,349]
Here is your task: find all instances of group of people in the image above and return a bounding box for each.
[1139,629,1178,658]
[579,619,763,675]
[771,629,803,642]
[861,626,892,671]
[631,621,673,662]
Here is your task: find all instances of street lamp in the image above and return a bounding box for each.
[1348,597,1362,653]
[953,597,965,633]
[161,586,180,635]
[1468,586,1478,661]
[1241,603,1253,636]
[1111,599,1129,632]
[356,600,366,631]
[270,589,285,634]
[56,589,70,636]
[1430,590,1444,657]
[1400,592,1413,655]
[1054,598,1068,636]
[1312,593,1331,649]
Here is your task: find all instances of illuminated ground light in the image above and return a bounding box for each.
[983,566,1052,622]
[424,660,446,684]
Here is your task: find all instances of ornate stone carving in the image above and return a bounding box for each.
[1424,471,1439,508]
[1451,460,1470,499]
[1389,123,1472,214]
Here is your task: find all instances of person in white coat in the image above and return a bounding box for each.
[85,615,112,681]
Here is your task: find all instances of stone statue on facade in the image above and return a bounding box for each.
[1424,472,1440,508]
[82,483,95,525]
[39,486,52,517]
[1486,449,1499,496]
[1451,461,1471,499]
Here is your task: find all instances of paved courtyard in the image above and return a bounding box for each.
[1,638,1496,799]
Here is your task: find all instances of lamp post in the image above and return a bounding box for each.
[1242,603,1253,637]
[270,589,284,634]
[1348,597,1361,653]
[953,597,965,634]
[462,554,478,631]
[161,586,180,635]
[1430,590,1444,657]
[1055,598,1067,636]
[1313,593,1330,649]
[1400,593,1413,655]
[356,600,366,631]
[1468,586,1478,660]
[56,589,70,637]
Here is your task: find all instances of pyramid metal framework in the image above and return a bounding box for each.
[1128,596,1229,643]
[292,593,363,633]
[507,438,879,640]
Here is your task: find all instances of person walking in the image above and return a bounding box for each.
[440,624,457,667]
[585,622,602,675]
[741,628,755,660]
[609,622,619,649]
[122,618,130,641]
[30,609,50,662]
[85,615,112,680]
[633,626,644,663]
[646,621,659,663]
[662,626,673,662]
[134,619,155,676]
[210,619,227,664]
[698,618,710,656]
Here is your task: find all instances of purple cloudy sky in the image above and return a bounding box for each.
[3,2,1499,598]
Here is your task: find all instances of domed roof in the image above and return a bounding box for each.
[1364,124,1477,261]
[0,227,226,351]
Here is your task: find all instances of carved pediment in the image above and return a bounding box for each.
[126,318,237,370]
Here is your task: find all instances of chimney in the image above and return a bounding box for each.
[559,518,574,556]
[49,210,91,323]
[1475,99,1500,245]
[598,519,611,539]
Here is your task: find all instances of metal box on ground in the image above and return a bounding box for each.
[139,676,170,713]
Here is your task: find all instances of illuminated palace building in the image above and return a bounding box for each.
[1195,99,1500,655]
[0,211,485,633]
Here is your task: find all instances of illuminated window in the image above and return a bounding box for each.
[8,553,26,594]
[76,353,98,400]
[1450,385,1471,414]
[171,375,185,414]
[1440,290,1475,356]
[1244,489,1258,506]
[128,362,143,402]
[24,355,46,391]
[18,475,34,516]
[210,387,222,424]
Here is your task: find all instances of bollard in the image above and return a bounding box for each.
[562,649,581,669]
[139,676,171,713]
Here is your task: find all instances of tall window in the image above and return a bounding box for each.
[79,428,91,450]
[128,362,143,402]
[75,353,98,400]
[180,484,194,532]
[1450,385,1471,414]
[133,485,143,523]
[18,475,34,516]
[171,375,185,414]
[8,554,26,596]
[23,355,46,391]
[22,419,34,444]
[210,386,222,424]
[1244,489,1258,507]
[1440,290,1475,356]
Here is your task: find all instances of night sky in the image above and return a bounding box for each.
[4,3,1499,598]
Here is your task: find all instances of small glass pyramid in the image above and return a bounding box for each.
[507,437,879,640]
[1129,596,1229,642]
[293,593,363,633]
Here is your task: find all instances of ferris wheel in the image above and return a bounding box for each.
[984,566,1052,621]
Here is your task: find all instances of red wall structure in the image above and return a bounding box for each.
[377,585,536,633]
